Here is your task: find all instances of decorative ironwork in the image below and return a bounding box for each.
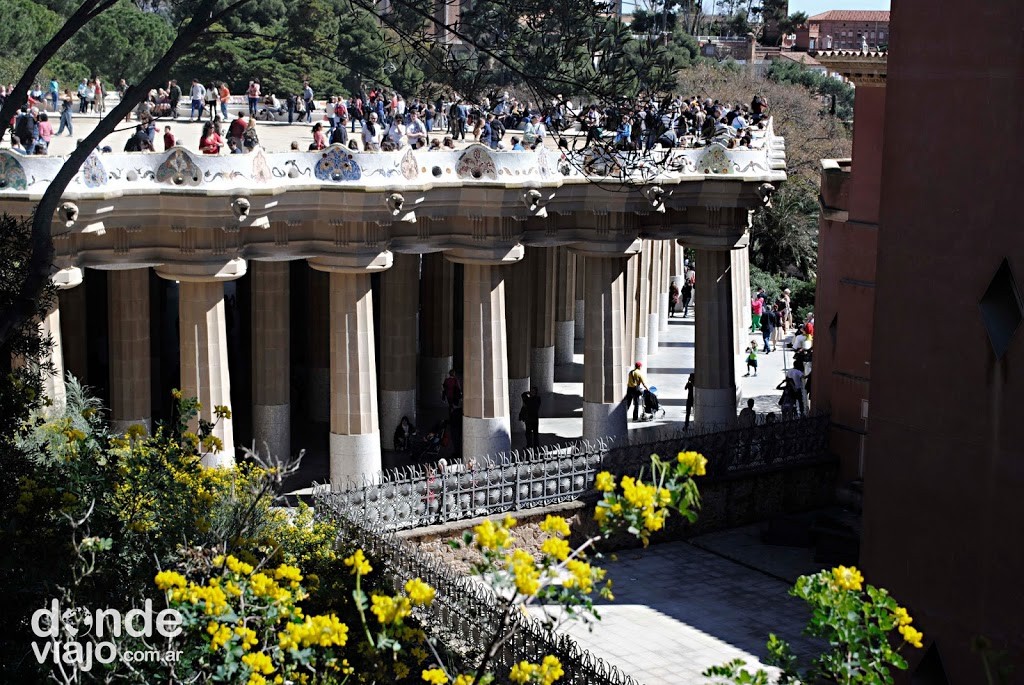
[316,415,831,531]
[317,502,643,685]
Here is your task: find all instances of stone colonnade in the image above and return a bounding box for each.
[42,235,751,483]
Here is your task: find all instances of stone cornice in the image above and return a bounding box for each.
[810,50,888,86]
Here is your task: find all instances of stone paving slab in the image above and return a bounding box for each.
[532,540,822,684]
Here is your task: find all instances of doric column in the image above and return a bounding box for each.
[573,241,639,442]
[157,259,246,467]
[574,261,585,341]
[306,267,331,422]
[634,242,651,367]
[505,259,531,434]
[380,253,419,449]
[108,268,151,433]
[447,245,523,459]
[659,241,671,333]
[671,241,685,290]
[624,251,640,373]
[694,249,738,427]
[251,261,290,459]
[58,282,88,382]
[419,252,453,409]
[529,247,556,396]
[309,252,391,484]
[37,268,82,414]
[647,241,661,356]
[554,247,576,366]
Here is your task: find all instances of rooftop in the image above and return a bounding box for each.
[808,10,891,23]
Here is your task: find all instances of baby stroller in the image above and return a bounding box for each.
[641,387,666,421]
[415,419,448,462]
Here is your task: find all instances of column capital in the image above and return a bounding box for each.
[308,251,392,273]
[444,244,524,265]
[569,237,641,260]
[51,266,83,290]
[154,258,247,282]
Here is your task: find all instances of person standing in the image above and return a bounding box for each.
[167,79,181,119]
[770,304,784,351]
[626,362,648,422]
[247,80,260,117]
[93,78,105,114]
[189,79,205,121]
[219,82,230,120]
[737,398,757,428]
[669,282,680,317]
[786,365,805,416]
[760,304,775,353]
[441,369,462,412]
[48,78,59,112]
[163,125,175,151]
[684,373,695,430]
[744,342,758,377]
[520,387,541,450]
[751,292,764,333]
[302,81,314,123]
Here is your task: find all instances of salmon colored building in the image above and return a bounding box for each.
[795,10,890,52]
[814,0,1024,679]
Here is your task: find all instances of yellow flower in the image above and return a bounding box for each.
[405,578,436,606]
[343,549,373,576]
[539,515,571,537]
[508,549,541,596]
[643,508,666,532]
[421,667,448,684]
[509,660,537,683]
[677,451,707,476]
[541,537,570,561]
[539,655,564,685]
[247,675,266,685]
[898,624,924,648]
[207,622,232,651]
[226,555,254,576]
[657,488,672,506]
[274,564,303,588]
[371,594,412,624]
[893,606,912,627]
[154,570,187,590]
[595,471,616,492]
[473,518,513,551]
[454,676,475,685]
[593,506,609,525]
[831,565,864,592]
[235,626,259,650]
[564,559,602,594]
[242,651,275,675]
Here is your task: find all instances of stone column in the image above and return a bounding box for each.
[59,283,88,382]
[177,279,237,466]
[574,261,585,341]
[634,242,651,367]
[529,247,556,396]
[659,240,671,333]
[108,268,152,433]
[307,267,331,422]
[694,249,738,427]
[505,259,531,434]
[735,243,752,337]
[459,261,514,458]
[319,268,382,482]
[37,268,83,413]
[625,251,640,373]
[251,261,290,459]
[554,247,576,366]
[671,241,685,290]
[574,245,638,442]
[647,242,661,356]
[419,252,453,409]
[380,253,419,448]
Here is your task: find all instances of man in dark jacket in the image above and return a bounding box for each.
[520,387,541,450]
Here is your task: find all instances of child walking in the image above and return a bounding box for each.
[744,341,758,377]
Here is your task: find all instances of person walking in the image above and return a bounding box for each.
[770,304,784,351]
[168,79,182,119]
[750,292,764,333]
[760,304,775,353]
[55,91,73,136]
[681,280,693,318]
[626,362,648,422]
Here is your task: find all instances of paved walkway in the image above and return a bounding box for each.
[533,539,822,684]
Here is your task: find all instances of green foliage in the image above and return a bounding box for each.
[750,178,819,279]
[61,1,175,84]
[768,59,856,120]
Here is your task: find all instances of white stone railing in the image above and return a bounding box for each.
[0,119,785,199]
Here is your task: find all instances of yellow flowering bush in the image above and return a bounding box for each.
[704,565,925,685]
[593,451,706,546]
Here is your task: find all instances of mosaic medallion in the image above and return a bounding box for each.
[0,152,28,190]
[155,148,202,186]
[314,145,362,182]
[81,151,108,188]
[698,144,732,174]
[400,148,418,180]
[455,145,497,180]
[251,149,271,184]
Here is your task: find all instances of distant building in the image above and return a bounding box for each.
[795,10,890,52]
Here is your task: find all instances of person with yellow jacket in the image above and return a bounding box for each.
[626,362,648,422]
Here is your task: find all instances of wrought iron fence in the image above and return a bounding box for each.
[318,502,642,685]
[315,414,830,531]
